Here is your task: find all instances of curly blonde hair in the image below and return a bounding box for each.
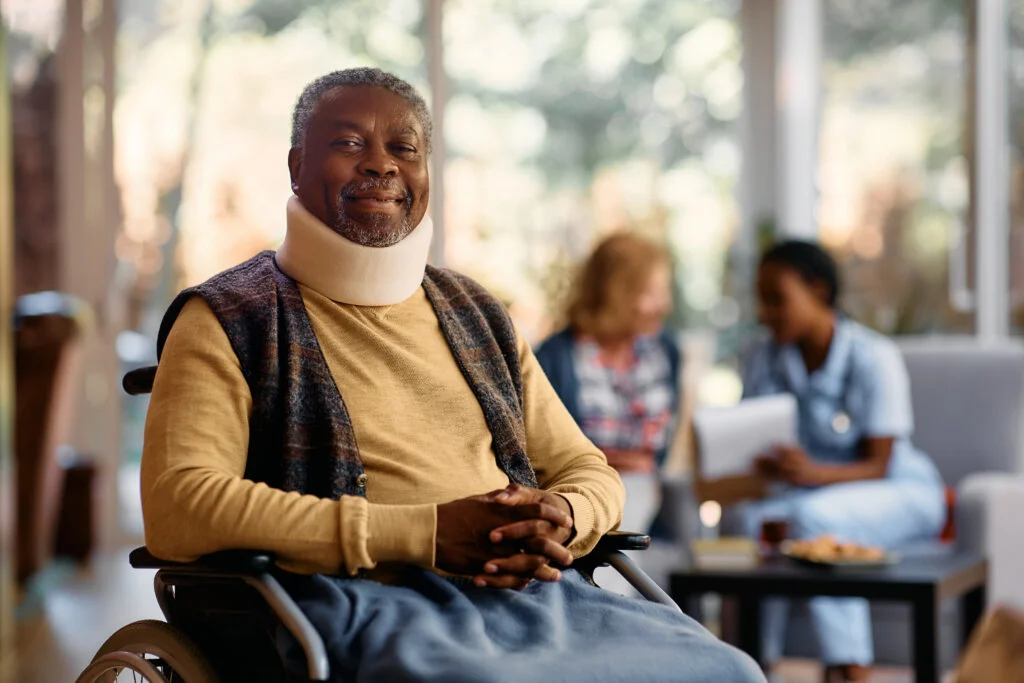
[567,233,670,338]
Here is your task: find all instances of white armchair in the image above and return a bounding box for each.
[899,339,1024,612]
[958,473,1024,611]
[861,338,1023,667]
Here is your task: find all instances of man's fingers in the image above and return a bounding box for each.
[483,553,548,575]
[523,536,573,566]
[492,483,530,505]
[489,519,552,543]
[487,523,573,564]
[488,506,570,544]
[480,554,562,582]
[472,573,532,589]
[530,563,562,582]
[516,502,573,528]
[489,487,573,529]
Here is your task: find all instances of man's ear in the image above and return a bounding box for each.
[287,147,302,192]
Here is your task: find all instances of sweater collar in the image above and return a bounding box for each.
[275,195,433,306]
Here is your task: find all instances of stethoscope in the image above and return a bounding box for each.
[768,343,855,436]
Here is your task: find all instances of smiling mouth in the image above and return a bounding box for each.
[345,194,406,203]
[342,196,408,214]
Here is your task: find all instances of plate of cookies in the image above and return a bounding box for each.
[781,535,898,568]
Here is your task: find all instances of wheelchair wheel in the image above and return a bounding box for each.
[76,619,220,683]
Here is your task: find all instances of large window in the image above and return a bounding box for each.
[116,0,743,344]
[443,0,743,341]
[107,0,1024,532]
[1011,0,1024,336]
[819,0,973,335]
[115,0,427,533]
[111,0,746,532]
[117,0,426,329]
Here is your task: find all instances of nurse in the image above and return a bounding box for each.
[740,241,946,683]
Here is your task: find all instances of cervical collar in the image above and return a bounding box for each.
[276,195,433,306]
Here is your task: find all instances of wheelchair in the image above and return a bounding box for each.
[75,369,680,683]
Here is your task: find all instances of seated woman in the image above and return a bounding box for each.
[536,233,680,537]
[741,240,946,682]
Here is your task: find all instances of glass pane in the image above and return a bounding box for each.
[115,0,426,533]
[443,0,743,342]
[117,0,427,306]
[819,0,974,335]
[1011,0,1024,335]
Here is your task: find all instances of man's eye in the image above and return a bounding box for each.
[393,145,417,155]
[332,139,360,148]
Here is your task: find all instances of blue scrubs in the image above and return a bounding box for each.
[740,318,945,665]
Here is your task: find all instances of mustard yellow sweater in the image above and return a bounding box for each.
[141,283,624,577]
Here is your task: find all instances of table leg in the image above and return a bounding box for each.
[674,590,695,618]
[688,595,706,626]
[737,593,763,667]
[912,592,940,683]
[962,584,987,648]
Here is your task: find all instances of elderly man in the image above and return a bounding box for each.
[141,67,763,682]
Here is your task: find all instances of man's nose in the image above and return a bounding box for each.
[357,144,398,177]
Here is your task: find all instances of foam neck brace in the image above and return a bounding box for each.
[276,195,433,306]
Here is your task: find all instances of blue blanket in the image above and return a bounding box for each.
[279,569,764,683]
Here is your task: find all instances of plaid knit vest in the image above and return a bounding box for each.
[155,250,538,499]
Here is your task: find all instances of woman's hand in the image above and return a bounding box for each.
[754,439,893,487]
[753,454,781,479]
[757,445,828,487]
[775,445,828,486]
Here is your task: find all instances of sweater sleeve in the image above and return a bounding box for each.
[140,297,435,576]
[518,332,625,557]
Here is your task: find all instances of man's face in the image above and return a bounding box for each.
[288,85,429,247]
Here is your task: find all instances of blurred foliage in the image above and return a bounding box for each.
[111,0,1022,337]
[446,0,741,184]
[819,0,975,335]
[824,0,964,62]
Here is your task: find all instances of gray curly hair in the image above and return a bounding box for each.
[290,67,432,152]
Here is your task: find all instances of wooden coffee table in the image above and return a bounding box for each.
[670,554,987,683]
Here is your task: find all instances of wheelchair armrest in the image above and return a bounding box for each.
[129,546,276,575]
[123,366,157,396]
[591,531,650,556]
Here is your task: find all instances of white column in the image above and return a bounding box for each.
[975,0,1011,340]
[775,0,822,240]
[426,0,446,267]
[739,0,822,246]
[739,0,778,268]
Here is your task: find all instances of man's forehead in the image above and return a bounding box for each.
[312,85,422,133]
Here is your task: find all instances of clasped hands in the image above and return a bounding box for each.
[435,483,575,590]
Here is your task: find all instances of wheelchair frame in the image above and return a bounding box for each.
[120,532,678,682]
[80,367,680,682]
